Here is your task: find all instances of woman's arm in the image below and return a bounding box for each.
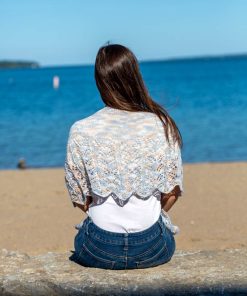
[73,195,93,213]
[161,194,178,212]
[64,126,93,210]
[160,184,181,212]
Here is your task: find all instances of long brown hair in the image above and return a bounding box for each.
[94,44,183,149]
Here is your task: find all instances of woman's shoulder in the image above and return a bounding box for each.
[68,106,165,141]
[69,107,106,134]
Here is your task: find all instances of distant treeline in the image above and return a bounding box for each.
[140,53,247,65]
[0,61,40,69]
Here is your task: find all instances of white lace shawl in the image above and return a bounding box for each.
[64,106,184,207]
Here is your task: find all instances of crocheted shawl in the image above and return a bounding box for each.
[64,106,184,207]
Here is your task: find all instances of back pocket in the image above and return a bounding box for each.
[135,241,170,269]
[77,243,115,270]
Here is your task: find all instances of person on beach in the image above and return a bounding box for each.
[64,44,184,270]
[17,158,27,169]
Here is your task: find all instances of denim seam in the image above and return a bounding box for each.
[157,217,167,236]
[124,235,128,270]
[129,236,165,259]
[136,243,169,266]
[89,229,161,246]
[86,237,126,259]
[79,243,116,265]
[137,253,170,269]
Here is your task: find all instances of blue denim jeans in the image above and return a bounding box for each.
[70,214,176,270]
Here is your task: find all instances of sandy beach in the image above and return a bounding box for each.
[0,161,246,255]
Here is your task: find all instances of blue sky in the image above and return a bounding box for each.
[1,0,247,66]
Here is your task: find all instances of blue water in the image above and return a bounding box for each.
[0,56,247,169]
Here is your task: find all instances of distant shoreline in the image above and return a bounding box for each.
[140,52,247,65]
[0,60,40,69]
[44,52,247,68]
[2,52,246,70]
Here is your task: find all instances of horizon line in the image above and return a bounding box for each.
[41,52,247,68]
[1,52,247,69]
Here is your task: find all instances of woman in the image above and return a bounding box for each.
[64,44,184,270]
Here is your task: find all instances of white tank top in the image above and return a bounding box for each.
[87,194,162,233]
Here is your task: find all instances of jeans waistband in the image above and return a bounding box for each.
[83,214,166,238]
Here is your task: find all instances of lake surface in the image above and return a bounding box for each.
[0,56,247,169]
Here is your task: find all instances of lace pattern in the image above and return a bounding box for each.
[64,106,184,207]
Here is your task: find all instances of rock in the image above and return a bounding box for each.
[0,248,247,295]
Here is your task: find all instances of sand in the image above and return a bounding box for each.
[0,161,246,255]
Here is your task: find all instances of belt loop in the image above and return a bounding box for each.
[85,216,92,235]
[158,214,165,236]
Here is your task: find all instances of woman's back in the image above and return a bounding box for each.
[65,105,183,232]
[64,43,184,269]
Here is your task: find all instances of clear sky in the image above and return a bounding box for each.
[1,0,247,66]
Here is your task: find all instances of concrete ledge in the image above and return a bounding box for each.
[0,248,246,295]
